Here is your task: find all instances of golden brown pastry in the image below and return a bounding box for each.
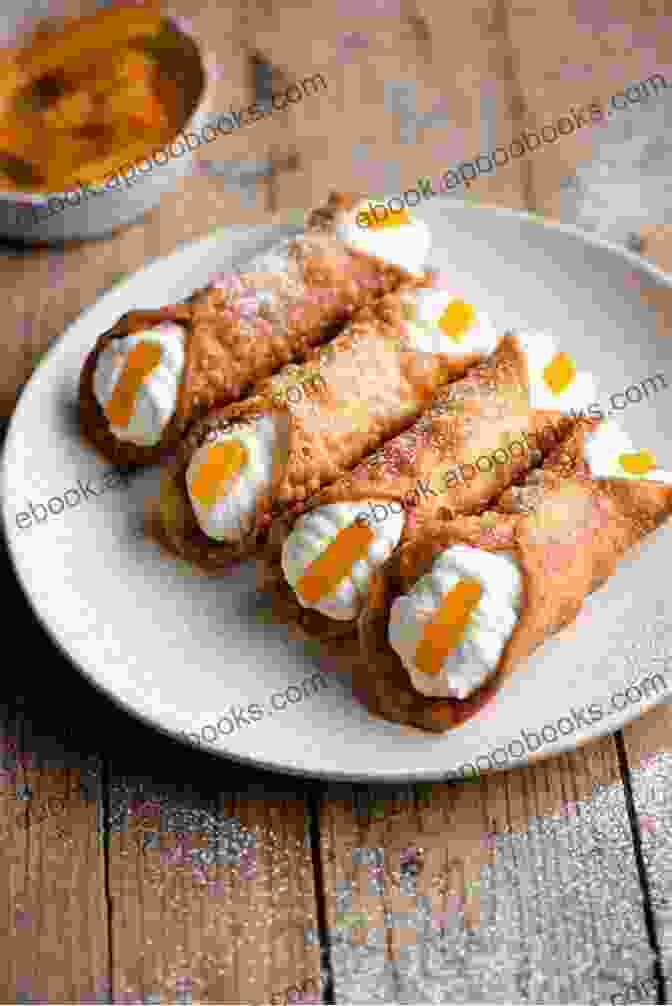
[78,191,429,466]
[156,281,497,571]
[261,332,567,644]
[356,419,672,732]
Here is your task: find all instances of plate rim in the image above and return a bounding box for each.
[4,203,672,783]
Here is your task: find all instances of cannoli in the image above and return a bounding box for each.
[263,329,596,641]
[78,191,432,466]
[355,418,672,733]
[156,280,501,571]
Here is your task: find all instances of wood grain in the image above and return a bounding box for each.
[508,2,672,220]
[622,705,672,1005]
[2,0,672,1002]
[618,229,672,1006]
[0,560,108,1004]
[239,0,531,215]
[1,533,323,1005]
[319,743,661,1004]
[106,770,319,1004]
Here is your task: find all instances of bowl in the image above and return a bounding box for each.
[0,12,214,244]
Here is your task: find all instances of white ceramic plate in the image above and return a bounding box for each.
[4,203,672,782]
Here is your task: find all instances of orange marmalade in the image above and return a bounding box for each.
[0,5,181,192]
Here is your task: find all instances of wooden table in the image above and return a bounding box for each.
[2,2,672,1001]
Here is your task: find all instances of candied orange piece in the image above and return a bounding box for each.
[619,449,656,475]
[127,93,165,129]
[105,341,162,428]
[297,523,375,603]
[543,352,576,395]
[415,577,482,675]
[369,207,411,230]
[438,300,476,342]
[190,441,248,506]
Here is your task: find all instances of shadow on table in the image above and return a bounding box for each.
[2,525,313,799]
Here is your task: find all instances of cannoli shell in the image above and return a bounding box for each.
[157,290,488,571]
[261,333,569,643]
[79,191,423,467]
[356,420,672,733]
[78,304,193,468]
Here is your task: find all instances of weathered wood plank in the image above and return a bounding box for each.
[0,542,109,1005]
[241,0,530,216]
[106,754,320,1005]
[618,210,672,1001]
[508,2,672,223]
[319,739,660,1004]
[1,531,322,1005]
[2,3,671,1004]
[622,704,672,1006]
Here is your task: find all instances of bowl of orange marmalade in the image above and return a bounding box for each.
[0,5,214,242]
